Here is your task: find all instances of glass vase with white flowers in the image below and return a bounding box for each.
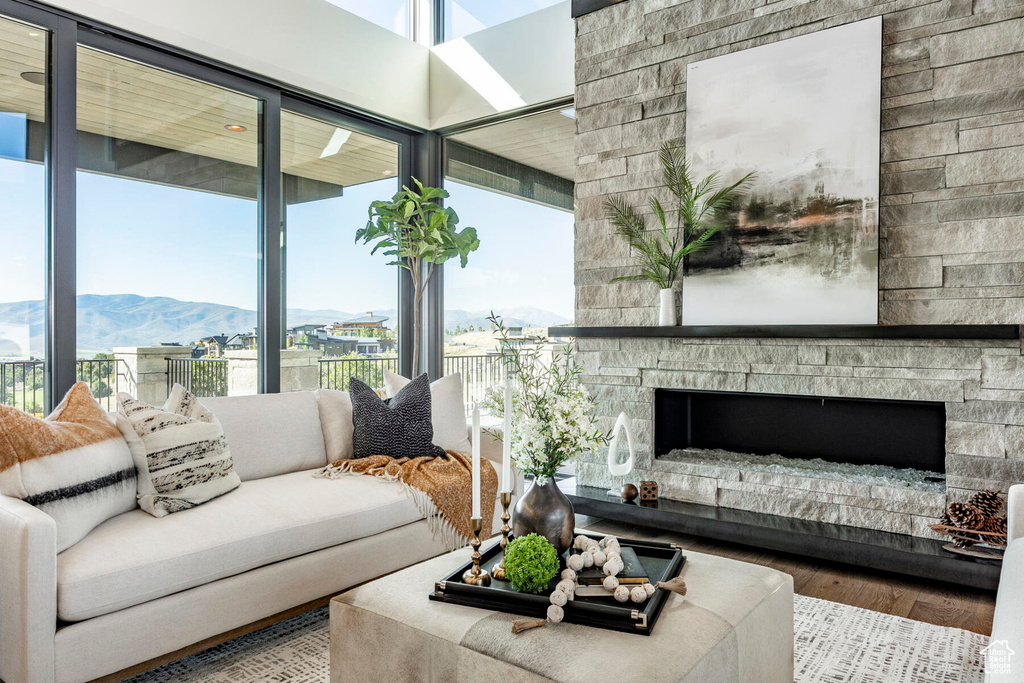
[482,314,605,555]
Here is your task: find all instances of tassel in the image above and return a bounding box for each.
[512,618,547,634]
[657,577,688,596]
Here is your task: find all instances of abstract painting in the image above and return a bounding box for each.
[683,17,881,325]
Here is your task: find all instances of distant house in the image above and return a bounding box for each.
[328,312,389,338]
[287,324,326,350]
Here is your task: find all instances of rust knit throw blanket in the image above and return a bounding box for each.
[317,450,498,550]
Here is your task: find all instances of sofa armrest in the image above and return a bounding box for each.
[0,494,57,683]
[1008,485,1024,543]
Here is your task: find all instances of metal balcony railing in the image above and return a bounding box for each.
[166,357,229,397]
[0,358,133,414]
[319,354,503,412]
[318,356,399,393]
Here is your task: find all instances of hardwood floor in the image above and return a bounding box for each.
[577,515,998,636]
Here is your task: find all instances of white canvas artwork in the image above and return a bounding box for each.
[683,17,881,325]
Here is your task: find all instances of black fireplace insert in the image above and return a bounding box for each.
[653,388,946,473]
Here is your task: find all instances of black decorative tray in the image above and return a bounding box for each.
[429,533,685,635]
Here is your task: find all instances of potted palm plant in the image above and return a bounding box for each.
[357,179,479,375]
[605,141,754,326]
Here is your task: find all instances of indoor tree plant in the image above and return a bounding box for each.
[357,178,479,375]
[483,314,605,555]
[605,141,754,326]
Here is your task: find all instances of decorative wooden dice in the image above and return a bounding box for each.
[640,481,659,502]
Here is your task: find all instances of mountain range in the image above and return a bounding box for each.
[0,294,570,355]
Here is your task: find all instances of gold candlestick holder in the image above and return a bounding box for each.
[492,491,513,580]
[462,516,491,586]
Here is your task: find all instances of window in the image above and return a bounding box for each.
[442,0,564,41]
[76,47,261,400]
[280,109,400,393]
[324,0,411,38]
[0,15,47,414]
[442,109,575,411]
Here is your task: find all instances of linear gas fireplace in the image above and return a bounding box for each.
[654,388,946,474]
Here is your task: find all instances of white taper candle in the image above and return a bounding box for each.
[501,379,513,493]
[471,404,481,518]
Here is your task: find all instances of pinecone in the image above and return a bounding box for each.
[952,534,977,549]
[939,510,953,527]
[982,516,1008,536]
[969,489,1004,519]
[947,502,986,530]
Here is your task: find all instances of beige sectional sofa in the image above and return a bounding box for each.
[0,390,507,683]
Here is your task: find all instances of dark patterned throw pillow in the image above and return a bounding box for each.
[349,374,446,459]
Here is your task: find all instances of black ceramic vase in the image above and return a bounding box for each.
[512,477,574,556]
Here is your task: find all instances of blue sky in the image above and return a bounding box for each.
[324,0,563,39]
[0,156,575,323]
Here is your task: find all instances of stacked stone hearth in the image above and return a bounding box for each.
[572,0,1024,538]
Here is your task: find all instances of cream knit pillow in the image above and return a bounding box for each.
[116,384,240,517]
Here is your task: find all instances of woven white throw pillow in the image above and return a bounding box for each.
[116,384,240,517]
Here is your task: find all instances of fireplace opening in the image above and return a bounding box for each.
[654,388,946,474]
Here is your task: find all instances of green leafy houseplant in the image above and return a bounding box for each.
[605,141,755,293]
[356,178,480,375]
[503,533,559,594]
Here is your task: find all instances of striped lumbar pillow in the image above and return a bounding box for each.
[0,382,137,552]
[117,384,240,517]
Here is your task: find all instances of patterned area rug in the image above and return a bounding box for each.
[127,595,988,682]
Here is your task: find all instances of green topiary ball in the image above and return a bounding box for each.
[503,533,559,594]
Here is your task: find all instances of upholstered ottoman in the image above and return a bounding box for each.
[330,543,794,682]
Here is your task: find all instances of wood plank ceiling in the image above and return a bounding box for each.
[0,16,398,190]
[448,109,575,181]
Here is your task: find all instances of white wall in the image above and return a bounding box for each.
[45,0,432,128]
[44,0,574,131]
[428,2,574,129]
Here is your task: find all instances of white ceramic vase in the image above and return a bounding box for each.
[658,287,677,326]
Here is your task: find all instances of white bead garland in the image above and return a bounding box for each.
[614,585,630,602]
[561,569,577,582]
[547,605,564,623]
[549,589,567,607]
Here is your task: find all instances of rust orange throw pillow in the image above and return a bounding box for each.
[0,382,136,552]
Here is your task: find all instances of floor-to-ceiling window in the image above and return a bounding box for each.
[75,47,262,401]
[442,108,575,411]
[280,108,401,392]
[0,15,47,414]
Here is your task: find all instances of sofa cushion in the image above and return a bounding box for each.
[56,468,425,621]
[315,388,354,461]
[199,392,327,481]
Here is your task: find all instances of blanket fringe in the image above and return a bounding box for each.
[317,461,468,551]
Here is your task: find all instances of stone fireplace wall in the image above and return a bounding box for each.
[573,0,1024,535]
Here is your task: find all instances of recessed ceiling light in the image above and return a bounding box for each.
[381,170,392,176]
[20,71,45,86]
[224,124,247,132]
[27,31,40,37]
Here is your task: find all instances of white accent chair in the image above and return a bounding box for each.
[0,391,511,683]
[989,484,1024,683]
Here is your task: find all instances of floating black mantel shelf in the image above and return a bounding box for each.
[550,324,1020,341]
